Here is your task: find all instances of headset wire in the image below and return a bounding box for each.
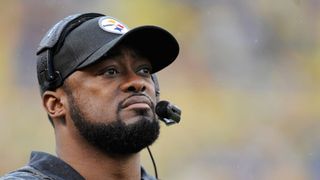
[147,146,158,179]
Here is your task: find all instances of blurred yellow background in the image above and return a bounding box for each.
[1,0,320,179]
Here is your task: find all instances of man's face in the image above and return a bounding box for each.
[62,47,160,155]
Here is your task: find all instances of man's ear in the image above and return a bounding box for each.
[42,89,67,120]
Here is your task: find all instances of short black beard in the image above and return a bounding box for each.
[65,89,160,155]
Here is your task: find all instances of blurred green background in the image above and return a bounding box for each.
[1,0,320,179]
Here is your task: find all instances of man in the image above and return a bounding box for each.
[1,13,179,180]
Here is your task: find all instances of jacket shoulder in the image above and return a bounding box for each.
[1,166,51,180]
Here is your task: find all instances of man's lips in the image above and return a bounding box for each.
[121,95,152,110]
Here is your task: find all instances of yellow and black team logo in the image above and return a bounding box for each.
[98,16,129,34]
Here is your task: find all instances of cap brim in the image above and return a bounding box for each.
[77,26,179,73]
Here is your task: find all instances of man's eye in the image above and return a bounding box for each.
[103,68,119,76]
[138,67,151,75]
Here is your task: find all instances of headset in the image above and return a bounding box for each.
[37,13,104,93]
[36,13,181,179]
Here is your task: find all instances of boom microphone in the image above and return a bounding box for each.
[155,100,181,125]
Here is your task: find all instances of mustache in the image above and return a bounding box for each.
[117,93,155,111]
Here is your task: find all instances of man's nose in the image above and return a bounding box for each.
[120,73,146,93]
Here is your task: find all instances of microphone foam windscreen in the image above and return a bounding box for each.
[155,100,169,118]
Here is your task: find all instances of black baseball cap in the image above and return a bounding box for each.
[36,13,179,92]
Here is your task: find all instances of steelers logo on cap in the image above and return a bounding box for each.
[98,16,129,34]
